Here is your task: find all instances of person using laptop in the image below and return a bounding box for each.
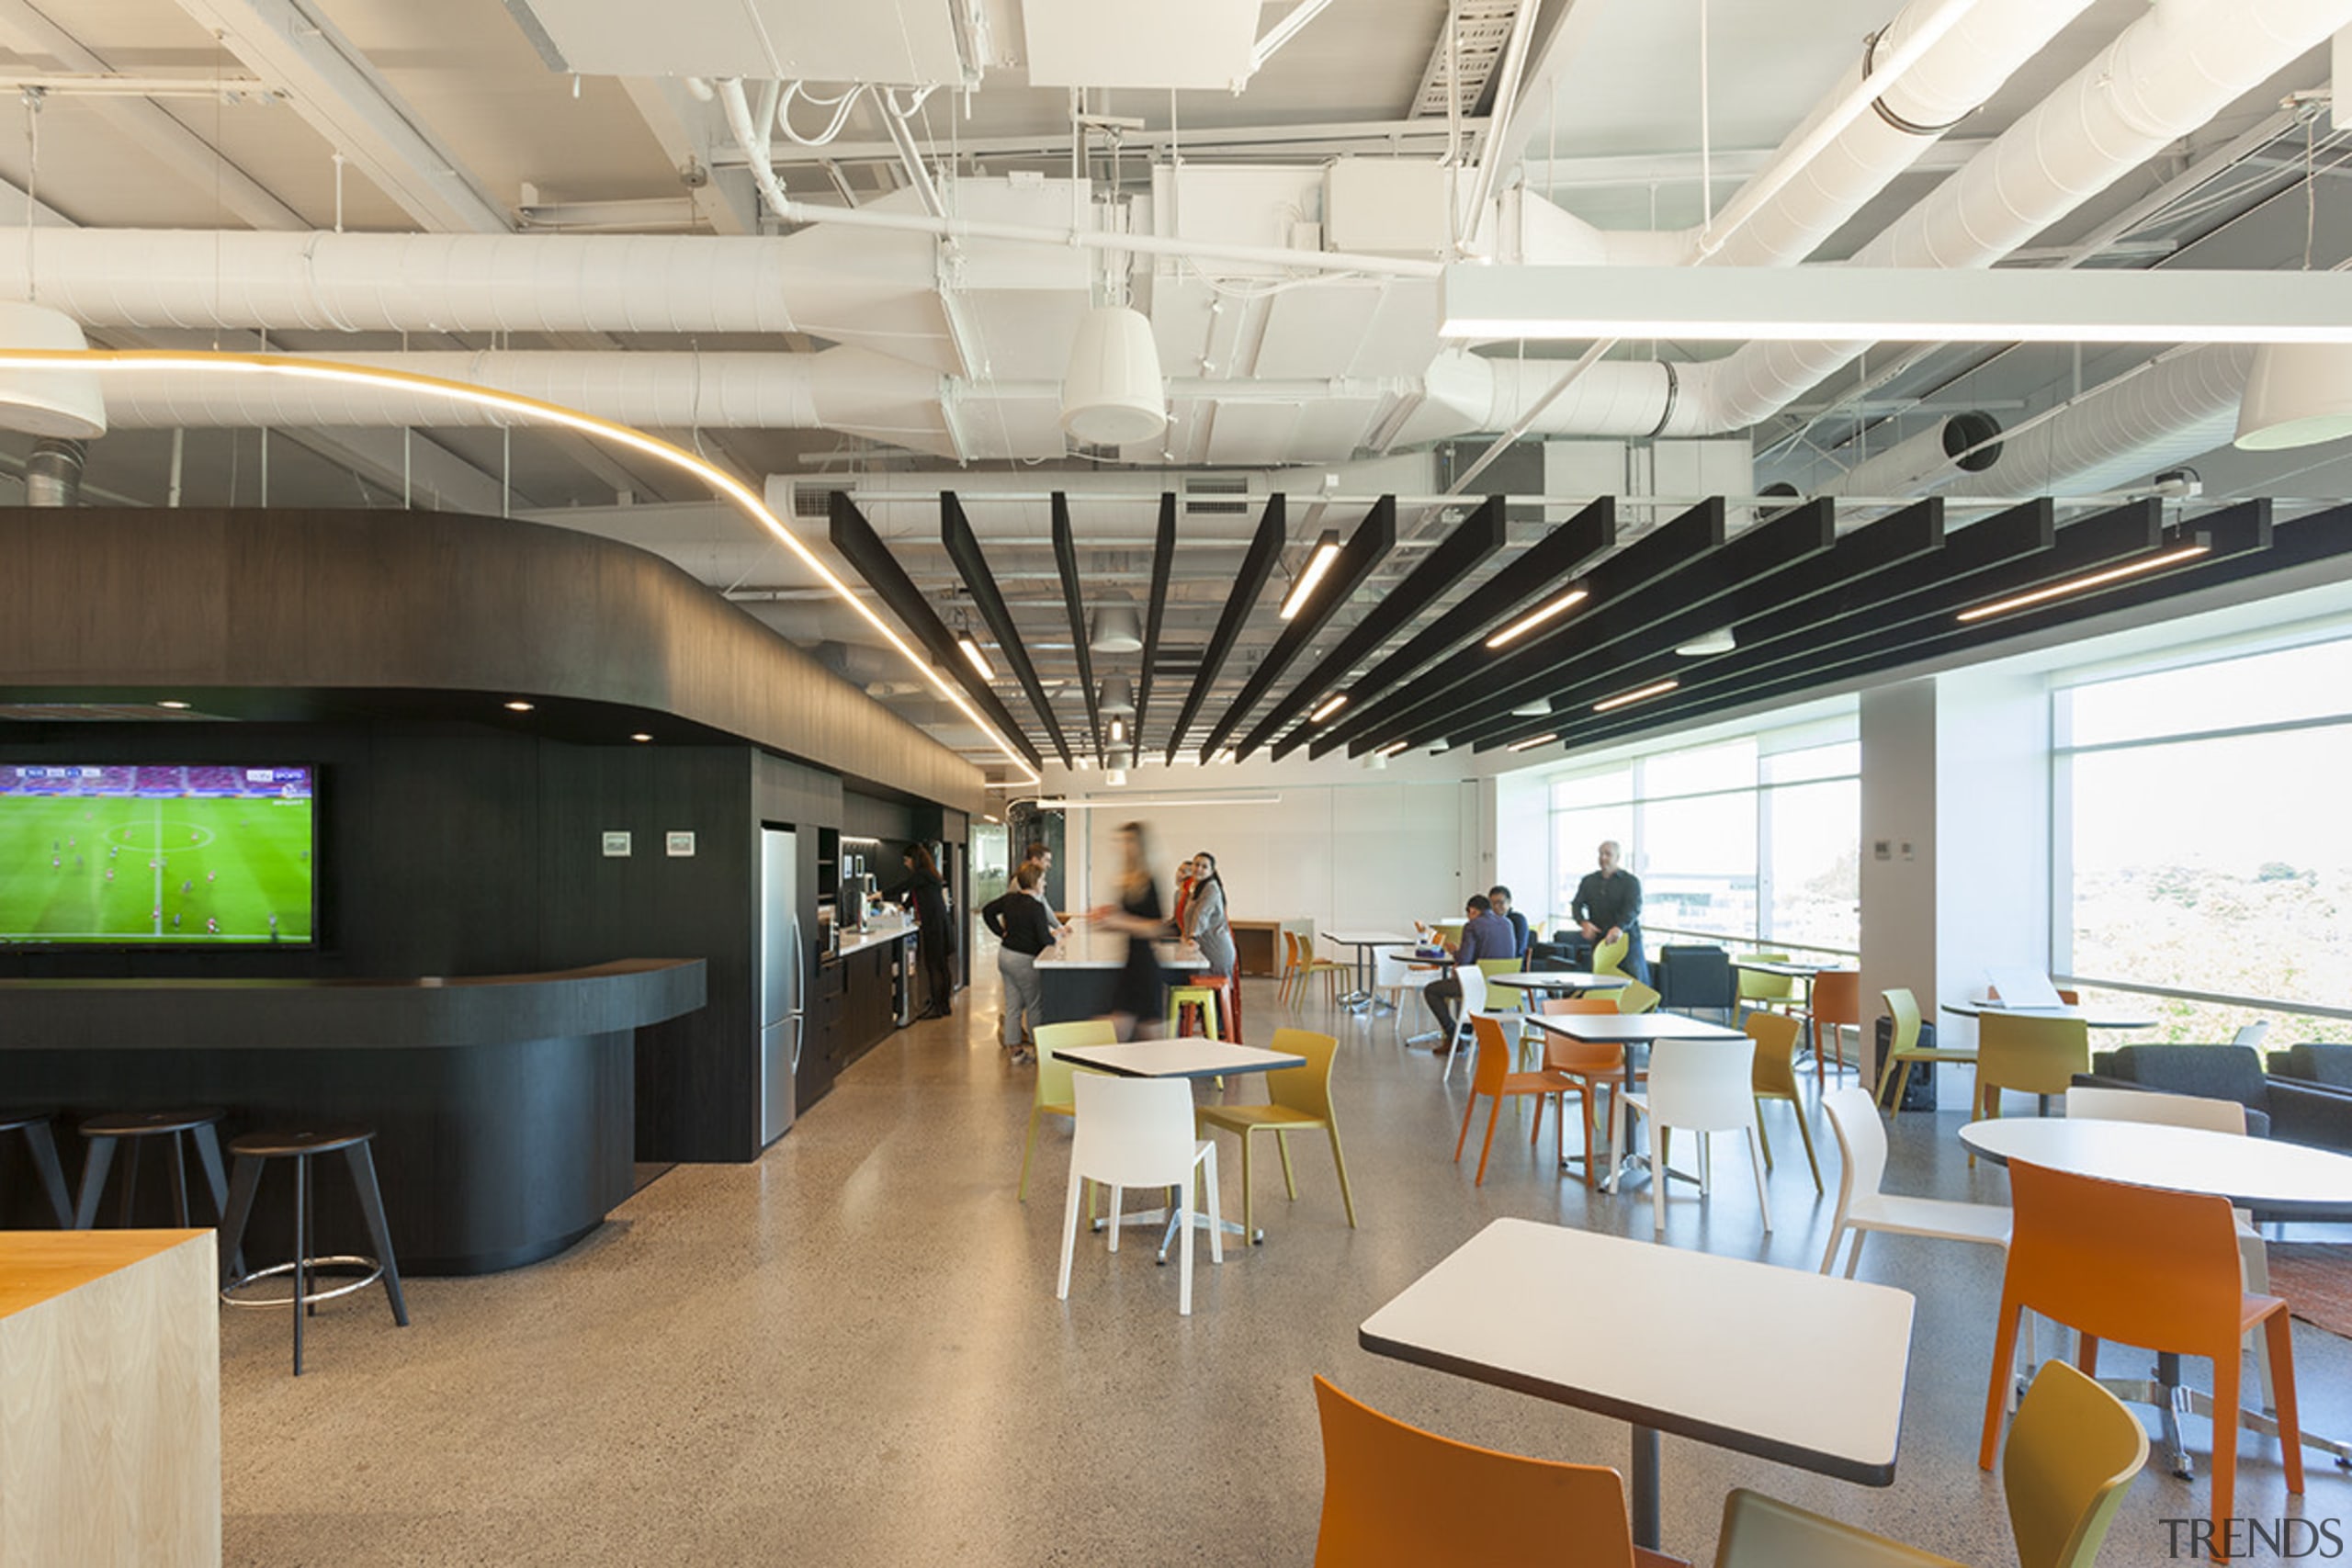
[1422,895,1518,1054]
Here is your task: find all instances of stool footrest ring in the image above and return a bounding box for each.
[221,1255,385,1310]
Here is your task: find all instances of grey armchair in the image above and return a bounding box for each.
[2268,1042,2352,1092]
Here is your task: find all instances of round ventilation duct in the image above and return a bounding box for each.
[0,303,105,440]
[1060,306,1166,446]
[2234,344,2352,451]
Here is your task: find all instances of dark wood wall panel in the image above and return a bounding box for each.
[0,507,985,813]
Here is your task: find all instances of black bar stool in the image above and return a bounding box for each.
[74,1108,231,1229]
[0,1111,75,1227]
[218,1124,408,1375]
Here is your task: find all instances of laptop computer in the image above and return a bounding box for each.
[1983,965,2068,1010]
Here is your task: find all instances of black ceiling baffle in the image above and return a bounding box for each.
[1452,497,1943,752]
[1049,492,1105,761]
[1327,497,1729,760]
[942,491,1073,768]
[1238,495,1505,761]
[1133,493,1177,755]
[1164,493,1286,763]
[1288,496,1615,761]
[1197,496,1396,761]
[1458,496,1839,753]
[828,491,1043,772]
[1553,498,2283,753]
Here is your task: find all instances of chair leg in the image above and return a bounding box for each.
[2244,1237,2278,1413]
[1874,1050,1900,1107]
[1176,1178,1193,1317]
[22,1121,74,1229]
[2211,1346,2241,1555]
[1745,1128,1771,1234]
[1576,1089,1597,1191]
[190,1123,230,1223]
[1057,1168,1081,1300]
[1844,1230,1866,1280]
[1106,1185,1124,1250]
[1327,1124,1358,1228]
[1202,1148,1224,1266]
[217,1154,261,1287]
[1752,1097,1775,1170]
[72,1137,116,1231]
[1648,1117,1667,1234]
[1890,1061,1916,1116]
[1978,1297,2027,1471]
[1454,1094,1479,1164]
[1276,1130,1298,1200]
[344,1142,408,1326]
[2266,1311,2304,1495]
[1788,1100,1823,1194]
[1475,1099,1505,1186]
[2075,1334,2100,1376]
[1819,1220,1849,1276]
[1606,1093,1628,1194]
[1238,1131,1255,1243]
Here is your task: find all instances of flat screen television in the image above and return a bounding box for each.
[0,764,317,946]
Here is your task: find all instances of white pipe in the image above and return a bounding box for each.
[1939,344,2252,498]
[1679,0,2352,434]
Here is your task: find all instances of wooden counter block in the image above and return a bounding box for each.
[0,1230,220,1568]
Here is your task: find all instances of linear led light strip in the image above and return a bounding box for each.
[1033,795,1283,809]
[1485,588,1589,650]
[1954,544,2210,624]
[1593,678,1679,713]
[0,349,1042,786]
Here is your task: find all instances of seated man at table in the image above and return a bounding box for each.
[1487,885,1531,959]
[1422,895,1519,1054]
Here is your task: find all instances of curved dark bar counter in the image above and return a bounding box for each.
[0,959,706,1275]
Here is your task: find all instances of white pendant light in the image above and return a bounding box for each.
[0,303,105,438]
[1060,306,1167,446]
[2234,343,2352,451]
[1091,600,1144,654]
[1673,627,1737,658]
[1099,675,1136,715]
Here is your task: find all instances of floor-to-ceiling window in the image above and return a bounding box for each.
[2053,630,2352,1043]
[1542,717,1859,956]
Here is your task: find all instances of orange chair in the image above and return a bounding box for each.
[1801,970,1860,1089]
[1454,1015,1573,1186]
[1979,1161,2302,1559]
[1540,997,1627,1189]
[1311,1376,1687,1568]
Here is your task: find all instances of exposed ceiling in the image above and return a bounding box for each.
[2,0,2348,782]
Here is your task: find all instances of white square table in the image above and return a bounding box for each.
[1487,970,1631,995]
[1523,1013,1751,1184]
[1360,1218,1917,1551]
[1057,1038,1308,1250]
[1321,930,1420,1012]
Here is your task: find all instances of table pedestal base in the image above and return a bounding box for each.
[2091,1353,2352,1478]
[1631,1425,1661,1549]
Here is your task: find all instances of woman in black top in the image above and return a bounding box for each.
[898,843,955,1021]
[982,863,1056,1054]
[1088,820,1169,1040]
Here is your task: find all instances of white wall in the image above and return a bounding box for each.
[1038,751,1480,936]
[1860,680,1938,1096]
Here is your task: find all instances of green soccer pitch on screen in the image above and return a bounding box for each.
[0,765,317,946]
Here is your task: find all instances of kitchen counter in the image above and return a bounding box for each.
[831,919,920,961]
[1035,932,1213,971]
[1035,935,1216,1025]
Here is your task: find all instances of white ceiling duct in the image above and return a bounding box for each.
[1677,0,2352,435]
[0,302,104,439]
[1939,344,2252,499]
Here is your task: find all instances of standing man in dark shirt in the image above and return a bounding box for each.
[1421,895,1518,1053]
[1572,839,1648,984]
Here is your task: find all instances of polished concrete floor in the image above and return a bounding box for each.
[220,975,2352,1565]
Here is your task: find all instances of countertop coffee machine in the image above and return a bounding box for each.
[838,871,877,931]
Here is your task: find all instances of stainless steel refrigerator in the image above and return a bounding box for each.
[759,826,804,1145]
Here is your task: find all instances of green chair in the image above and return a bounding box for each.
[1019,1019,1115,1201]
[1736,951,1799,1017]
[1614,979,1661,1015]
[1195,1027,1356,1237]
[1747,1011,1822,1194]
[1476,957,1531,1066]
[1874,987,1977,1115]
[1592,931,1631,977]
[1713,1360,2146,1568]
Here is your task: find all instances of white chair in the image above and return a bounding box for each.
[1445,964,1493,1085]
[1819,1086,2009,1275]
[1373,946,1439,1045]
[2233,1021,2272,1051]
[1611,1035,1772,1235]
[2064,1085,2275,1411]
[1057,1075,1223,1316]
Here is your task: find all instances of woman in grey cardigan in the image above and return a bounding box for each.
[1185,851,1237,978]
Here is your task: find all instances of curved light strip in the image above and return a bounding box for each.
[0,348,1039,785]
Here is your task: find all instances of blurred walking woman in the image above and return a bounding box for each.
[898,842,955,1021]
[1089,820,1170,1040]
[1185,852,1236,979]
[983,863,1055,1055]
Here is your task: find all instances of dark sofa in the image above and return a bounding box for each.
[2078,1043,2352,1152]
[2268,1042,2352,1091]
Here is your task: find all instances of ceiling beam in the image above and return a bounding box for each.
[1452,498,1943,754]
[616,76,758,235]
[1543,502,2278,756]
[1136,494,1177,750]
[0,0,306,231]
[828,492,1043,771]
[1239,495,1507,759]
[1457,498,1841,752]
[941,491,1073,769]
[1200,497,1396,760]
[1048,493,1103,762]
[1303,497,1615,758]
[1166,495,1286,763]
[174,0,511,233]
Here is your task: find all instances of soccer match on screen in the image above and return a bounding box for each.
[0,765,315,945]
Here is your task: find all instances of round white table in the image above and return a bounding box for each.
[1961,1115,2352,1477]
